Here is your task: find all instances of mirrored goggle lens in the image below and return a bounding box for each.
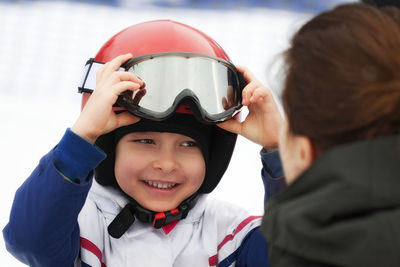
[78,53,243,122]
[123,54,242,120]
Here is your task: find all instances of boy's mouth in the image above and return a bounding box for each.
[143,180,178,189]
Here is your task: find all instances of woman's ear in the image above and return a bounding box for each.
[278,119,318,185]
[297,135,317,171]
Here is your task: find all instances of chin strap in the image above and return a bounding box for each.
[108,193,199,239]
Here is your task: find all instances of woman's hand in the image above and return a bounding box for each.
[218,66,283,151]
[71,54,144,144]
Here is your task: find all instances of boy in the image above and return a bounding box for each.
[3,20,284,266]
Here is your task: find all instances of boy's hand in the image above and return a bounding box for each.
[218,66,283,151]
[71,54,144,144]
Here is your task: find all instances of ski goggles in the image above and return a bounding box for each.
[78,52,245,123]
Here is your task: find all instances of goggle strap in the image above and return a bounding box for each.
[78,58,124,93]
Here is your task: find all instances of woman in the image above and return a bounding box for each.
[260,3,400,267]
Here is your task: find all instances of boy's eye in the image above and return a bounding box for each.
[134,139,155,145]
[182,141,198,147]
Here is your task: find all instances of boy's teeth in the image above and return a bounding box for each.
[146,180,176,189]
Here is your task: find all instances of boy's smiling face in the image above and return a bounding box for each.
[114,131,206,212]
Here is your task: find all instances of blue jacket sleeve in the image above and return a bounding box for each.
[235,150,285,267]
[236,227,271,267]
[260,149,286,202]
[3,129,106,267]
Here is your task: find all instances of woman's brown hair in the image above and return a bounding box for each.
[282,3,400,153]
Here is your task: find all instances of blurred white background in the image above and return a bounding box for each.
[0,0,353,265]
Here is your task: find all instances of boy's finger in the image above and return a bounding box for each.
[96,54,138,88]
[113,81,143,95]
[236,65,258,83]
[99,54,133,79]
[249,87,268,103]
[242,81,258,105]
[217,119,242,135]
[108,53,133,71]
[116,112,141,128]
[116,71,144,85]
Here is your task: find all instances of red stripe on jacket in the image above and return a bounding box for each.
[80,237,107,267]
[208,216,261,266]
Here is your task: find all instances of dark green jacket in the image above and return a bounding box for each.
[262,135,400,267]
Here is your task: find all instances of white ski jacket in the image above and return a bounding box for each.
[76,180,261,267]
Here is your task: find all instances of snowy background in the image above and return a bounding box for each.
[0,0,354,265]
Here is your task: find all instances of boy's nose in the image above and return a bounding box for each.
[152,147,178,173]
